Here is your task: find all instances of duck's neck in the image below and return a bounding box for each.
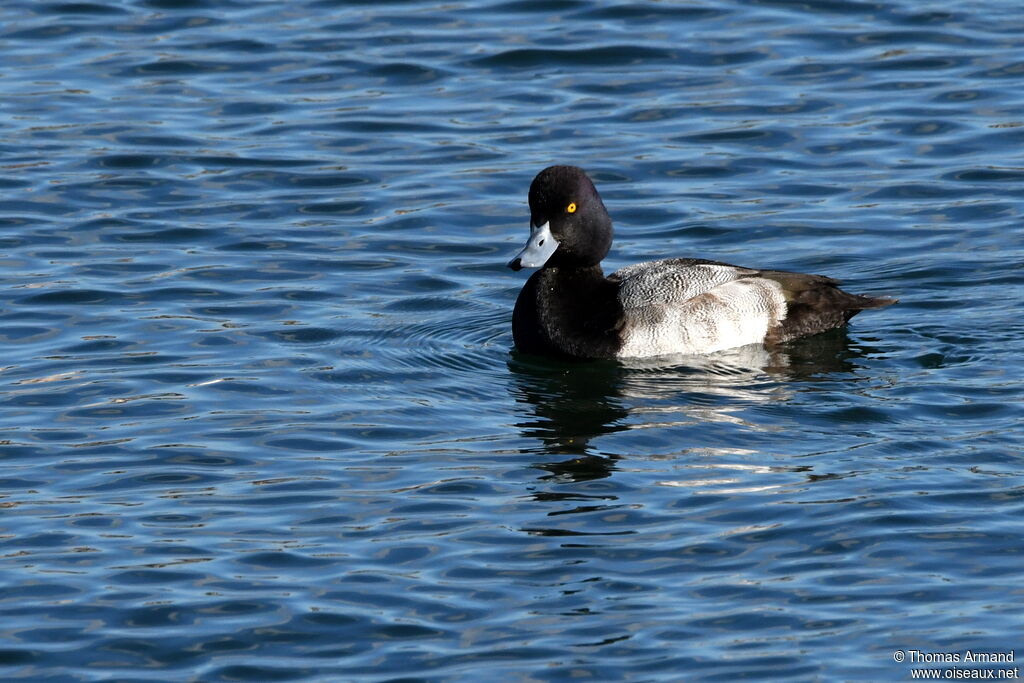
[518,265,623,359]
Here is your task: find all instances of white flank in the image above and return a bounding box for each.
[613,262,787,358]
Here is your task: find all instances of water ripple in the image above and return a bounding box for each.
[1,0,1023,681]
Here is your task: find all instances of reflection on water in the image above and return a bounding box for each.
[510,329,873,450]
[507,356,629,455]
[508,329,883,493]
[658,459,816,496]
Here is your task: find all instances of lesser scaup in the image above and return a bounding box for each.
[508,165,896,359]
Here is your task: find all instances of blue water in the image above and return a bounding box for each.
[2,0,1023,680]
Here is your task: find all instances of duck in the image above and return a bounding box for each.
[507,165,896,359]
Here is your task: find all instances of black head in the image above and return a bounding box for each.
[508,165,613,271]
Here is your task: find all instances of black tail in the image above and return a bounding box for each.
[847,293,898,310]
[757,270,896,343]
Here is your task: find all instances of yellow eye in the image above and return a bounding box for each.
[566,202,577,214]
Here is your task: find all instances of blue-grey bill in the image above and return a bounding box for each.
[507,221,558,270]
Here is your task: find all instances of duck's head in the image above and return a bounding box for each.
[507,165,613,271]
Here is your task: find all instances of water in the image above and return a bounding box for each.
[2,0,1023,680]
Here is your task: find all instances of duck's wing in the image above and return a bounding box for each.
[608,259,896,356]
[610,259,786,356]
[609,258,757,306]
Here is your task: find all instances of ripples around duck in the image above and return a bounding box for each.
[1,0,1023,680]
